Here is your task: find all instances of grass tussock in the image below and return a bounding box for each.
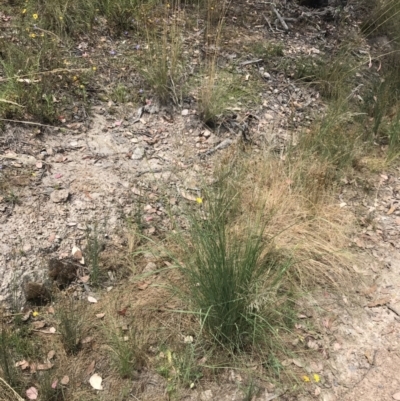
[173,181,292,348]
[227,151,354,287]
[166,148,354,375]
[140,9,185,105]
[57,297,84,355]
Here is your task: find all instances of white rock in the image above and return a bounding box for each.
[203,129,211,138]
[131,147,145,160]
[50,189,69,203]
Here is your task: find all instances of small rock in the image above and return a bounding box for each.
[263,72,271,79]
[131,147,145,160]
[203,129,211,138]
[23,244,32,253]
[50,189,70,203]
[143,262,157,273]
[181,109,189,116]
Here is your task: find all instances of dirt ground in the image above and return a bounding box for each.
[1,0,400,400]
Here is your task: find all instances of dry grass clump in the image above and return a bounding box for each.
[224,150,354,289]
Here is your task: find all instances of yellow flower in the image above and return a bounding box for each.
[32,311,39,317]
[72,76,78,81]
[22,9,27,14]
[166,3,170,7]
[80,84,85,89]
[196,197,203,204]
[29,33,36,38]
[313,374,320,383]
[302,375,310,382]
[40,33,44,37]
[92,66,97,71]
[59,16,63,20]
[32,13,38,19]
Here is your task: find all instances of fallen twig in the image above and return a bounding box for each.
[240,59,263,66]
[271,4,289,31]
[200,138,233,158]
[387,304,400,317]
[0,99,24,107]
[0,118,56,128]
[263,14,273,31]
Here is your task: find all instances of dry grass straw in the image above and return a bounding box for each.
[0,378,24,401]
[223,148,354,290]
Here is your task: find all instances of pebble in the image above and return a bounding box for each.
[50,189,70,203]
[131,147,145,160]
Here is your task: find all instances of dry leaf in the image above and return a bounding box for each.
[26,387,38,400]
[51,380,58,389]
[96,313,105,319]
[15,359,30,370]
[61,375,70,385]
[309,361,323,373]
[21,310,32,321]
[88,296,98,303]
[117,307,129,317]
[131,187,144,196]
[32,321,46,329]
[393,392,400,400]
[37,362,53,370]
[72,245,83,260]
[292,359,304,368]
[365,349,375,365]
[180,190,197,201]
[39,327,56,334]
[80,275,90,283]
[387,203,398,215]
[82,336,93,344]
[363,285,377,296]
[86,360,96,376]
[47,350,55,360]
[137,281,149,290]
[89,373,103,390]
[48,306,55,314]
